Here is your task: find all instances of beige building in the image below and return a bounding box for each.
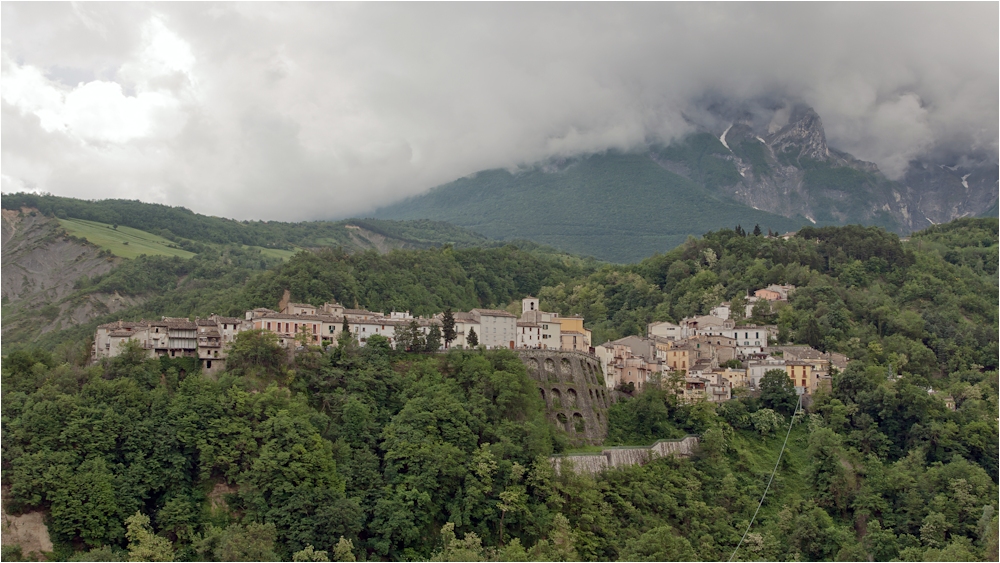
[557,315,591,352]
[93,316,251,374]
[647,320,682,341]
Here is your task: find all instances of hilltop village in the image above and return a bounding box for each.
[94,283,846,404]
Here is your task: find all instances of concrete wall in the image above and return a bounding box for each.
[519,350,612,447]
[550,436,700,475]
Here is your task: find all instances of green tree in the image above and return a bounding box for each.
[332,538,356,562]
[467,328,479,347]
[125,511,174,562]
[619,525,697,561]
[194,522,279,562]
[425,325,442,352]
[759,369,797,416]
[442,308,457,347]
[226,329,284,375]
[292,545,330,562]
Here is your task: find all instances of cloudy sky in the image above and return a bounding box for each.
[2,2,997,221]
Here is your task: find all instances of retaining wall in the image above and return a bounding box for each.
[518,350,612,446]
[550,435,700,475]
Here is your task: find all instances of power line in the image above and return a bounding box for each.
[728,394,802,562]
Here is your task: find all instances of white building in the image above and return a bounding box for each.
[470,309,517,349]
[747,356,786,388]
[519,297,562,349]
[698,325,772,356]
[516,321,542,348]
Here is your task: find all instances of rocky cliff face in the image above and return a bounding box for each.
[660,103,997,232]
[1,209,142,345]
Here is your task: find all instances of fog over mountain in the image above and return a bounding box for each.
[2,3,996,222]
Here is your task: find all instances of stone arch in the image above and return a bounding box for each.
[556,412,570,432]
[539,388,546,404]
[544,358,559,382]
[566,388,578,409]
[560,357,572,378]
[589,388,595,402]
[526,358,539,373]
[572,412,586,434]
[550,388,563,409]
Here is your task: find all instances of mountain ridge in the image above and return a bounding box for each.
[373,103,997,261]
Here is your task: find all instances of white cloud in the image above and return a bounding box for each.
[1,3,996,220]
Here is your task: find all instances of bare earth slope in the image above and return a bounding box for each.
[2,209,142,343]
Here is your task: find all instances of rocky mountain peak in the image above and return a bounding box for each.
[766,105,830,162]
[765,105,830,160]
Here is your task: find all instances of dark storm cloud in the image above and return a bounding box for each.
[2,3,996,220]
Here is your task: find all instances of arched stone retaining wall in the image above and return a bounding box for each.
[518,350,612,446]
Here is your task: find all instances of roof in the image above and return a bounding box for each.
[196,319,217,326]
[517,322,539,327]
[212,316,245,324]
[152,320,197,329]
[343,308,378,315]
[472,308,516,318]
[288,302,315,308]
[453,312,477,322]
[260,313,341,322]
[98,320,148,329]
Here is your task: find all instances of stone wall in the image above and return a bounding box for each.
[518,350,613,446]
[550,436,700,475]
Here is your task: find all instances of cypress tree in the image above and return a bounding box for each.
[442,308,457,347]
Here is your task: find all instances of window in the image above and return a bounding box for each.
[207,360,212,369]
[267,322,272,330]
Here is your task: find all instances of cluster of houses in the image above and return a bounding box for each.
[93,293,592,374]
[93,283,846,404]
[595,284,848,402]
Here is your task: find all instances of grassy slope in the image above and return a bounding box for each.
[59,218,196,259]
[374,151,806,262]
[60,216,308,263]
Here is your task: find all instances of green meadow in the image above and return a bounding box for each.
[58,218,196,259]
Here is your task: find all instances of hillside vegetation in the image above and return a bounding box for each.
[373,150,807,262]
[2,193,492,251]
[2,218,996,561]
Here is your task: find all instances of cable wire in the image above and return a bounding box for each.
[728,394,802,562]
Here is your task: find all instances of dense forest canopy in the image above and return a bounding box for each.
[1,218,997,561]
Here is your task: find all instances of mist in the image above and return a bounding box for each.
[2,3,996,221]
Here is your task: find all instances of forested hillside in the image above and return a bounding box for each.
[1,219,997,561]
[373,151,806,262]
[1,194,492,250]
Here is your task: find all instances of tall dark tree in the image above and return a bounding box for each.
[800,317,823,350]
[753,224,762,236]
[467,327,479,347]
[441,308,457,347]
[407,320,425,352]
[425,325,442,352]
